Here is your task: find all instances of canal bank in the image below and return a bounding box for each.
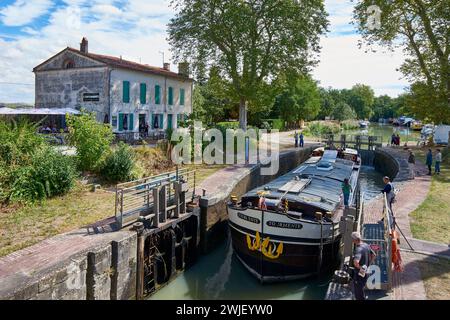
[0,145,427,300]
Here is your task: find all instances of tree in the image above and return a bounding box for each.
[332,102,357,121]
[66,112,114,172]
[353,0,450,123]
[275,75,321,125]
[191,68,231,125]
[372,95,395,121]
[168,0,328,129]
[318,87,336,119]
[346,84,375,119]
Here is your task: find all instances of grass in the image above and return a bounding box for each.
[0,161,228,258]
[416,255,450,300]
[409,146,450,244]
[0,182,115,257]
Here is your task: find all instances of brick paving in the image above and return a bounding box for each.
[362,147,433,300]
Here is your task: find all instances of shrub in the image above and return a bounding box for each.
[9,148,77,203]
[262,119,284,131]
[341,120,360,130]
[101,143,136,183]
[32,147,77,198]
[0,119,44,166]
[66,112,114,172]
[133,145,174,177]
[308,121,341,137]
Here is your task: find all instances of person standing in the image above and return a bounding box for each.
[294,131,299,148]
[341,178,352,208]
[435,149,442,175]
[351,231,376,300]
[391,133,396,146]
[382,176,395,211]
[426,149,433,175]
[408,150,415,164]
[299,132,304,148]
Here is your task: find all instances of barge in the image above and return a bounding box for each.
[227,149,361,282]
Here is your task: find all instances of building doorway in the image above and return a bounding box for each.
[139,114,147,135]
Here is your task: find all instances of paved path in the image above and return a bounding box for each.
[363,147,436,300]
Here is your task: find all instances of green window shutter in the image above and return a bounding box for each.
[180,89,185,106]
[159,114,164,129]
[123,81,130,103]
[140,83,147,104]
[129,113,134,131]
[155,85,161,104]
[119,113,124,131]
[168,87,174,105]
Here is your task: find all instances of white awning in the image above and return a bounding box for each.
[0,107,81,115]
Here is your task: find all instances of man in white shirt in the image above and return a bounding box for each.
[435,149,442,175]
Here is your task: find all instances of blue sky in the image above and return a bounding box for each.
[0,0,407,103]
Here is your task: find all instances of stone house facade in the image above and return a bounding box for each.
[33,38,193,135]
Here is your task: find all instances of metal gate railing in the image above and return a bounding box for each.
[115,168,196,229]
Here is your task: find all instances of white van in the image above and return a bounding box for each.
[434,125,450,145]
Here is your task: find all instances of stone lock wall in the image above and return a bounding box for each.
[0,231,137,300]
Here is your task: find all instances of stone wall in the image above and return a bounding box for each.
[373,147,414,182]
[0,231,137,300]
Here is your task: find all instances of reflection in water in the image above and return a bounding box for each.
[149,167,385,300]
[359,166,385,201]
[343,123,420,144]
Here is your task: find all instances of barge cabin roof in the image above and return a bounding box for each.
[244,152,358,213]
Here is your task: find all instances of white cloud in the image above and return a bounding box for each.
[313,0,408,97]
[314,35,407,97]
[0,0,53,26]
[0,0,409,103]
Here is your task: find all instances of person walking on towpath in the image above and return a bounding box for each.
[351,231,376,300]
[435,149,442,175]
[382,176,395,213]
[341,178,352,208]
[426,149,433,175]
[299,132,304,148]
[294,131,299,148]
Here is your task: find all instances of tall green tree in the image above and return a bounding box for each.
[318,87,336,119]
[346,84,375,119]
[168,0,328,129]
[332,101,357,121]
[275,75,321,124]
[353,0,450,123]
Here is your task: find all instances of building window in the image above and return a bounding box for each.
[63,59,75,69]
[112,116,118,128]
[180,88,185,106]
[168,87,174,105]
[83,93,100,102]
[123,81,130,103]
[152,114,164,129]
[155,85,161,104]
[140,83,147,104]
[118,113,135,131]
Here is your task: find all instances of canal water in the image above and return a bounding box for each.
[149,166,385,300]
[343,123,421,145]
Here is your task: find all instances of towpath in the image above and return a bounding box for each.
[363,147,450,300]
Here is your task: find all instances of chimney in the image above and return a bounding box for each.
[163,63,170,71]
[80,37,88,54]
[178,62,190,77]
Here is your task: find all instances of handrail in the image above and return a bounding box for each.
[115,168,196,229]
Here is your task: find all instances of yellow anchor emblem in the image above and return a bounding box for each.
[246,232,284,259]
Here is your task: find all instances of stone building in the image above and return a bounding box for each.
[33,37,193,135]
